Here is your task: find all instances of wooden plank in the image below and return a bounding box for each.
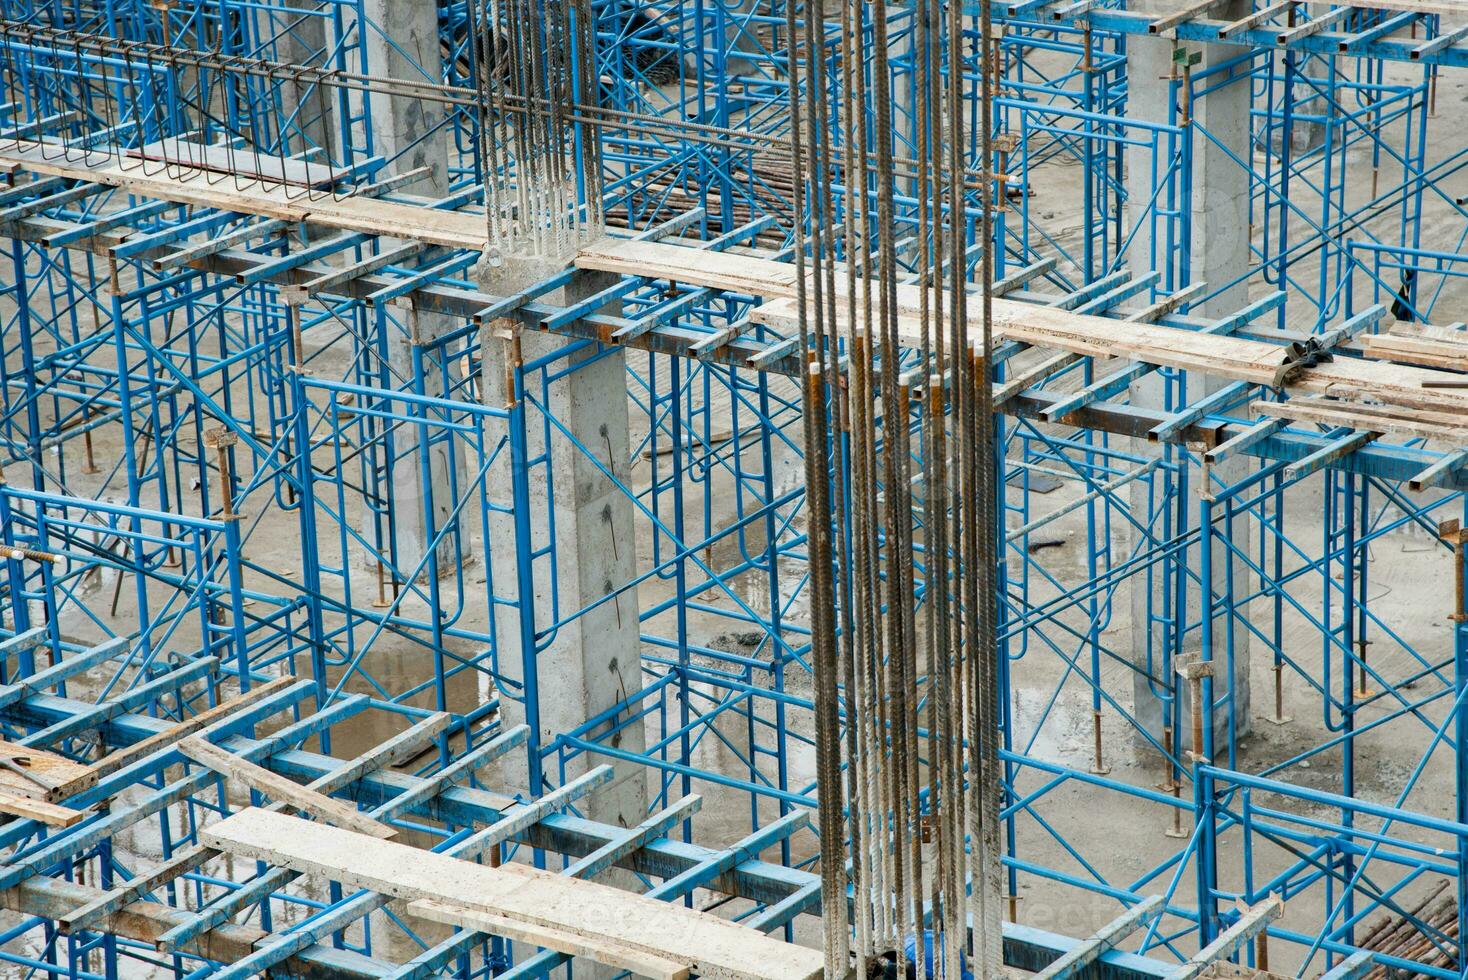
[577,238,800,298]
[1408,322,1468,342]
[1343,0,1468,17]
[1363,332,1468,372]
[408,898,692,980]
[1272,398,1468,432]
[0,787,85,827]
[590,239,1468,418]
[179,739,395,839]
[753,287,1272,399]
[202,808,826,980]
[0,741,95,802]
[1254,399,1467,442]
[60,676,299,795]
[393,795,707,980]
[0,140,487,251]
[1296,356,1468,414]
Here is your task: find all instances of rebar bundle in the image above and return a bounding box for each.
[1360,881,1460,979]
[469,0,605,259]
[782,0,1006,976]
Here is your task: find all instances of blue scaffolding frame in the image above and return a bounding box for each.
[0,0,1464,978]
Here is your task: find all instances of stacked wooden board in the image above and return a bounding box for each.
[0,677,303,828]
[1255,398,1467,442]
[576,238,1468,437]
[0,741,93,826]
[1362,323,1468,373]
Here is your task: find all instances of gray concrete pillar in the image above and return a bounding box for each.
[252,0,333,156]
[1125,2,1254,751]
[361,0,449,196]
[362,0,458,579]
[710,0,759,78]
[384,296,460,580]
[893,10,917,205]
[1124,3,1250,315]
[480,256,649,839]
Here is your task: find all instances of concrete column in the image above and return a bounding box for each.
[711,0,759,78]
[1124,3,1250,316]
[893,10,918,204]
[252,0,333,156]
[361,0,449,196]
[1281,4,1333,157]
[1125,1,1254,749]
[480,257,649,839]
[362,0,458,579]
[384,296,459,580]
